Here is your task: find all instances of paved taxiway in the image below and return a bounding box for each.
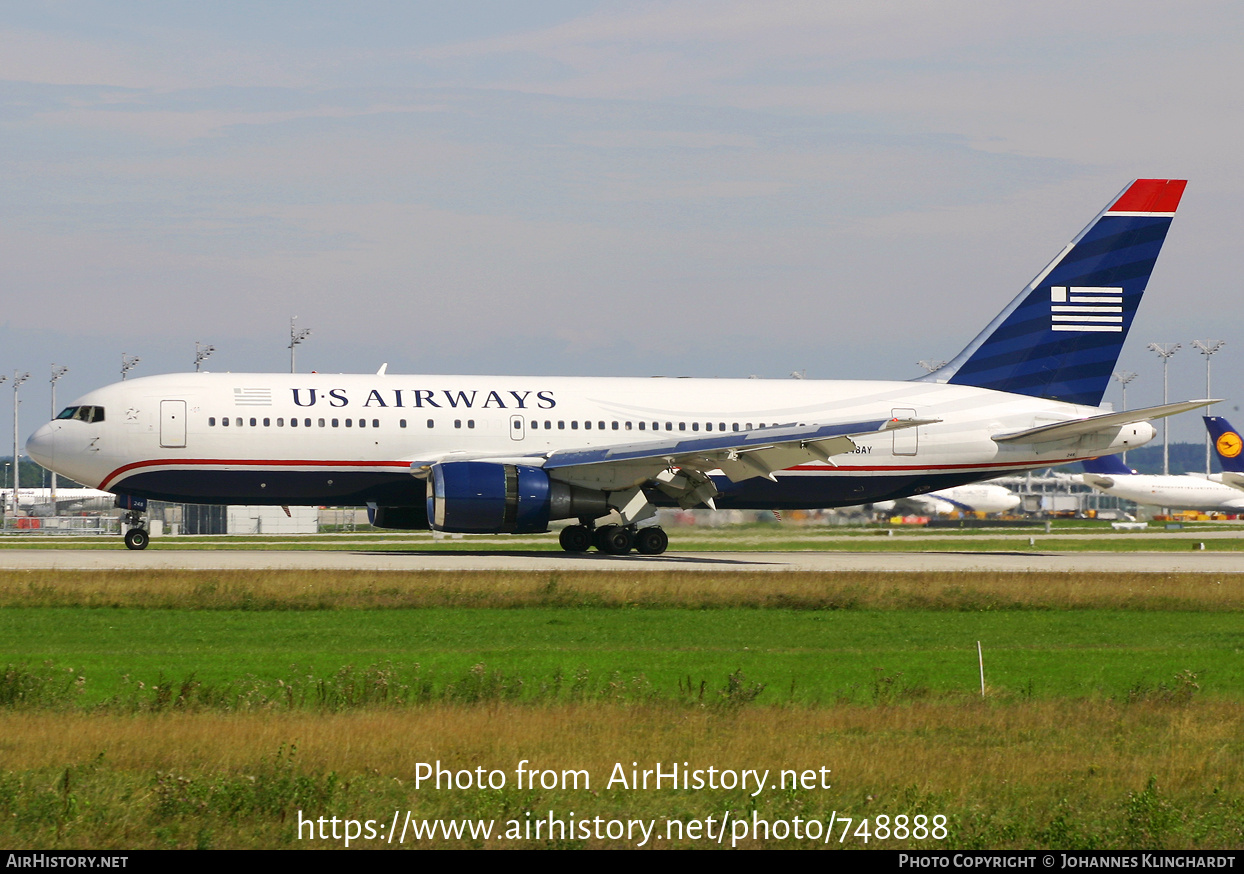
[2,548,1243,573]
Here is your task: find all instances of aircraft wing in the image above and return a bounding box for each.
[542,415,937,509]
[991,400,1218,445]
[409,415,938,507]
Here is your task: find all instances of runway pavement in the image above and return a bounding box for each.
[1,548,1243,573]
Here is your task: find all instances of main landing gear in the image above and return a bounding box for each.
[558,523,669,556]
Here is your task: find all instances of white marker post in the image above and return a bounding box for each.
[977,641,985,698]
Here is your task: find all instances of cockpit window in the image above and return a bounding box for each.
[55,405,105,423]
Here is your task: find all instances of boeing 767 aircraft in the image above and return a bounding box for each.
[26,179,1208,553]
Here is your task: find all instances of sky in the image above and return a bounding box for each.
[2,0,1243,448]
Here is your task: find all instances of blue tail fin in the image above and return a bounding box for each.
[935,179,1186,406]
[1205,416,1244,473]
[1081,455,1136,476]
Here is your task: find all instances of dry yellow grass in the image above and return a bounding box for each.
[3,702,1242,848]
[1,568,1242,610]
[3,700,1240,799]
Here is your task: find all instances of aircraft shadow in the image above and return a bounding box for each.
[349,550,775,566]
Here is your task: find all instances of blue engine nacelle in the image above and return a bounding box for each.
[427,461,609,534]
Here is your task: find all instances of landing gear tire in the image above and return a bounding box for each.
[124,528,149,551]
[559,524,592,553]
[634,526,669,555]
[595,525,634,555]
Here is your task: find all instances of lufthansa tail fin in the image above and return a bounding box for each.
[1205,416,1244,474]
[932,179,1186,406]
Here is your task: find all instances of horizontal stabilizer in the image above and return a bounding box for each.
[1221,472,1244,489]
[992,399,1218,445]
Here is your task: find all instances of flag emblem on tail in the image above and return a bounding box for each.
[1050,287,1123,332]
[1216,431,1242,458]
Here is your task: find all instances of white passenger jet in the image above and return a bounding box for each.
[26,179,1210,553]
[871,483,1022,516]
[1079,416,1244,512]
[1079,456,1244,512]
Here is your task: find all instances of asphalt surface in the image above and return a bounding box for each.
[1,548,1242,573]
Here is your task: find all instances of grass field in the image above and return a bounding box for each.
[1,567,1242,849]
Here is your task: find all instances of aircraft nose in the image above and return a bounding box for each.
[25,421,57,470]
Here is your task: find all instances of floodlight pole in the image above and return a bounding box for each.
[1191,339,1225,474]
[1147,343,1180,475]
[195,341,216,373]
[289,317,311,374]
[11,371,29,517]
[1112,370,1137,462]
[50,365,68,504]
[120,354,141,381]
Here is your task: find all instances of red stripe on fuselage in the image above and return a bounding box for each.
[101,455,1069,492]
[100,458,412,491]
[1108,179,1186,214]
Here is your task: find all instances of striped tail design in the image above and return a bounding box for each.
[936,179,1186,406]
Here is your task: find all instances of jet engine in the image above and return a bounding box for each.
[426,461,610,533]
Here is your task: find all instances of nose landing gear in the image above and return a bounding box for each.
[116,496,150,550]
[123,525,149,550]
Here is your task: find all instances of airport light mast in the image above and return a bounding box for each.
[289,317,311,373]
[120,354,141,381]
[195,342,216,373]
[1146,343,1181,475]
[50,365,67,505]
[1112,370,1137,463]
[1191,339,1225,474]
[11,371,29,518]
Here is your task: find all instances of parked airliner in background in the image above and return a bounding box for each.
[27,179,1209,552]
[871,483,1022,516]
[2,488,116,517]
[1079,416,1244,512]
[1079,456,1244,512]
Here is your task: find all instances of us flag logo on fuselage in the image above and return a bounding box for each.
[1050,286,1123,332]
[233,388,273,406]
